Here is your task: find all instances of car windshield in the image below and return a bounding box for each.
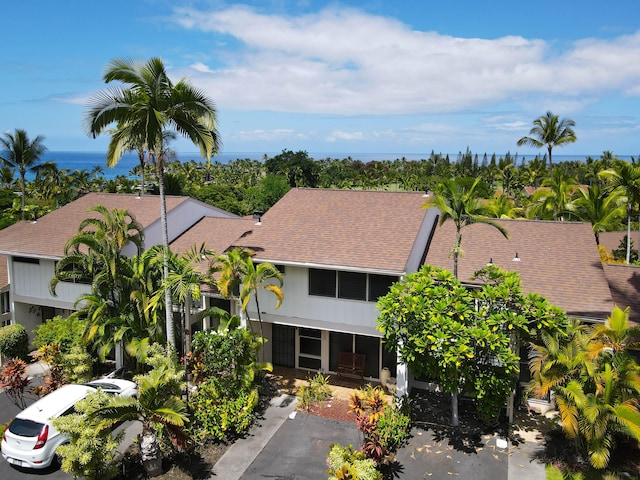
[9,418,44,437]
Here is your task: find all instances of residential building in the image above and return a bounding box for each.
[0,193,238,337]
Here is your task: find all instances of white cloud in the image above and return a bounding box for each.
[169,6,640,118]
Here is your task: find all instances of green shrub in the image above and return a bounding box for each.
[190,377,259,441]
[33,315,86,353]
[327,443,381,480]
[62,345,93,384]
[298,372,332,410]
[0,324,29,360]
[53,390,123,480]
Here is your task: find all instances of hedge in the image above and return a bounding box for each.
[0,324,29,361]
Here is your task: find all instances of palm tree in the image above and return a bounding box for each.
[517,111,577,179]
[212,247,284,361]
[425,178,509,427]
[237,252,284,362]
[91,351,188,476]
[599,162,640,263]
[85,57,221,347]
[425,178,509,279]
[528,309,640,469]
[0,129,47,219]
[568,184,625,245]
[526,170,578,220]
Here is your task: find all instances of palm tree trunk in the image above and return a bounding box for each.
[627,208,632,264]
[20,171,26,220]
[254,291,265,362]
[158,158,175,347]
[548,146,554,181]
[451,392,459,427]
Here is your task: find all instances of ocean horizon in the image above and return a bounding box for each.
[33,150,635,180]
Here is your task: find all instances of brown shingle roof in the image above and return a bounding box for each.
[0,193,189,258]
[233,188,431,273]
[602,263,640,324]
[599,231,637,255]
[425,218,613,320]
[171,217,256,257]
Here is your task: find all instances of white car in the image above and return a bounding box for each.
[1,378,138,469]
[85,378,138,398]
[1,384,95,469]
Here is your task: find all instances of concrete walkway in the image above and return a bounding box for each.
[211,392,299,480]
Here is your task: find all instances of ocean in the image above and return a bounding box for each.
[35,151,633,180]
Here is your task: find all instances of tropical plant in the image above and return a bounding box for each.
[212,247,284,361]
[85,57,220,347]
[526,170,578,220]
[377,265,568,427]
[528,307,640,469]
[327,443,382,480]
[599,162,640,263]
[33,315,87,353]
[91,345,188,476]
[0,359,30,409]
[297,372,332,411]
[50,206,153,368]
[517,111,577,179]
[568,184,625,245]
[424,177,509,278]
[0,129,47,219]
[53,390,123,480]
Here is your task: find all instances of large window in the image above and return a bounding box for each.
[309,269,397,302]
[308,268,336,297]
[298,328,322,370]
[338,271,366,301]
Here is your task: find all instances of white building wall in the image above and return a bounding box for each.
[247,265,381,337]
[12,259,88,309]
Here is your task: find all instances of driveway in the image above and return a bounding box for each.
[239,412,509,480]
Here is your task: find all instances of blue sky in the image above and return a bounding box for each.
[2,0,640,158]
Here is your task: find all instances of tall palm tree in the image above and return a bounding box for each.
[599,162,640,264]
[425,178,509,279]
[0,129,47,219]
[85,57,221,347]
[517,111,577,179]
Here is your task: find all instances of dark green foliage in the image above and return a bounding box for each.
[0,324,29,360]
[33,315,86,353]
[190,377,258,441]
[189,322,265,441]
[377,265,569,424]
[612,235,639,263]
[264,149,319,187]
[191,184,248,216]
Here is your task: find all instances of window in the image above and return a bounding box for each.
[368,274,397,302]
[0,291,9,314]
[56,262,92,285]
[310,268,398,302]
[13,256,39,264]
[298,328,322,370]
[309,268,336,297]
[338,271,366,300]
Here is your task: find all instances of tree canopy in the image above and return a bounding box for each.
[377,264,568,424]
